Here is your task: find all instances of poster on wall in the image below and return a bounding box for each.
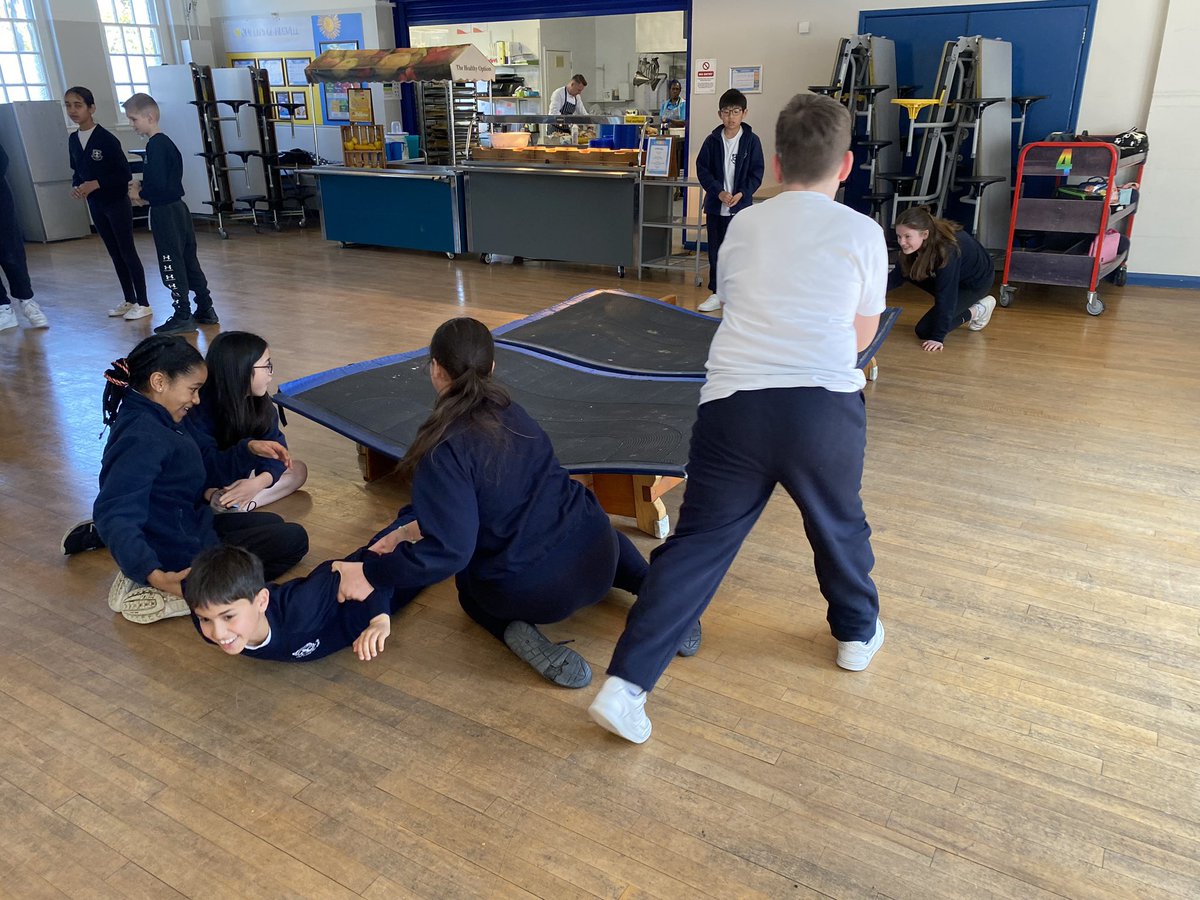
[285,57,311,86]
[694,58,717,95]
[729,65,762,93]
[312,13,365,123]
[348,88,374,123]
[231,58,255,70]
[291,91,309,120]
[258,58,285,86]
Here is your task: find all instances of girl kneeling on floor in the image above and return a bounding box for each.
[890,206,997,352]
[186,330,308,511]
[331,317,673,688]
[94,335,309,624]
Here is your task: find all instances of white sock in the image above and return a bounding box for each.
[607,675,646,697]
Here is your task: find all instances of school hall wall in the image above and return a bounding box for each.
[1132,0,1198,279]
[688,0,1194,279]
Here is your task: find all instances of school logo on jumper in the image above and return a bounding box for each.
[91,149,103,161]
[293,639,320,658]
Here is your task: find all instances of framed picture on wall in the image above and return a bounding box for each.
[274,90,292,119]
[285,57,311,86]
[319,40,359,53]
[231,58,255,70]
[318,41,360,123]
[259,58,285,86]
[290,91,309,121]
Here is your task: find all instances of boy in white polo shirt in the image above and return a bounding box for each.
[589,93,887,744]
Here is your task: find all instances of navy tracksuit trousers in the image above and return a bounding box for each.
[458,512,648,641]
[149,200,211,314]
[608,386,879,692]
[90,195,148,306]
[0,180,32,305]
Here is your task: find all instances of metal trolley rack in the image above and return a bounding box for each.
[637,178,707,286]
[1000,141,1147,316]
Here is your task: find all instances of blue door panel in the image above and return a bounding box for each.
[861,12,968,97]
[967,6,1088,140]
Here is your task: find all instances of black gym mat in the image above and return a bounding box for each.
[493,289,902,376]
[276,344,700,477]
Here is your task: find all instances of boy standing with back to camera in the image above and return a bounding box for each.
[124,93,219,335]
[589,93,888,744]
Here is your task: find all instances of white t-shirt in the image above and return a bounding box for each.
[700,190,888,403]
[78,125,96,150]
[720,129,742,217]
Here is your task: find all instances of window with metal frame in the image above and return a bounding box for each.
[97,0,164,108]
[0,0,52,102]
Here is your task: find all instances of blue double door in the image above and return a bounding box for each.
[860,0,1094,146]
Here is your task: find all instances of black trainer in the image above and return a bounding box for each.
[677,619,702,657]
[154,310,197,334]
[193,306,220,325]
[502,621,592,688]
[62,519,106,555]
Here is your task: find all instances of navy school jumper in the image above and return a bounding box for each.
[68,124,148,306]
[184,394,289,490]
[359,401,647,637]
[192,553,423,662]
[889,227,994,342]
[695,122,764,293]
[94,390,307,584]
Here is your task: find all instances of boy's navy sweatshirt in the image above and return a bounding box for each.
[891,228,994,342]
[361,401,600,592]
[184,394,289,489]
[192,561,413,662]
[94,390,218,583]
[696,122,764,216]
[68,124,131,205]
[140,132,185,206]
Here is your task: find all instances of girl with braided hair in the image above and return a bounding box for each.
[330,318,675,686]
[90,334,308,624]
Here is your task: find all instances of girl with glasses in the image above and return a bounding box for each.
[186,330,309,511]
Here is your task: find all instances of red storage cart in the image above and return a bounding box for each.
[1000,141,1147,316]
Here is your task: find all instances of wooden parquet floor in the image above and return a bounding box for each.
[1,222,1199,899]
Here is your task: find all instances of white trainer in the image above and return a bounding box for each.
[588,675,652,744]
[19,299,49,328]
[0,305,16,332]
[123,304,153,321]
[697,294,722,313]
[969,296,997,331]
[108,301,136,317]
[836,619,885,671]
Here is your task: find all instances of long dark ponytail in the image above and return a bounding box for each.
[399,317,511,480]
[202,330,277,447]
[102,335,204,427]
[895,205,963,282]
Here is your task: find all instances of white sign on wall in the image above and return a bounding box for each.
[694,58,717,95]
[221,15,312,53]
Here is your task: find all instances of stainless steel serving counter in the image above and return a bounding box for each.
[459,161,640,273]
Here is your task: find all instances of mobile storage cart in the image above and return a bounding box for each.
[1000,141,1147,316]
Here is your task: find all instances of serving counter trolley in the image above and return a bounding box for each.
[466,114,640,275]
[303,45,494,255]
[1000,141,1147,316]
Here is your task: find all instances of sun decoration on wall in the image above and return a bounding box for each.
[317,15,342,40]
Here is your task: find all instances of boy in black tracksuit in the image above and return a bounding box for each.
[65,86,149,318]
[694,88,765,311]
[123,92,217,335]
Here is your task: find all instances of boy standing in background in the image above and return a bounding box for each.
[124,93,218,335]
[695,88,764,313]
